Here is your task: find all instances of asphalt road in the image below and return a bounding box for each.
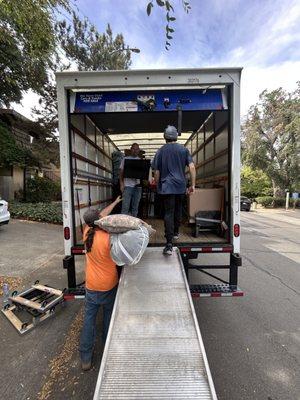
[0,212,299,400]
[193,210,300,400]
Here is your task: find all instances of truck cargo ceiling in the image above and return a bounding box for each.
[87,110,212,134]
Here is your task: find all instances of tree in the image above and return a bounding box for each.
[57,14,132,71]
[242,84,300,196]
[0,0,70,107]
[31,136,60,167]
[0,122,38,168]
[1,0,192,108]
[241,166,272,198]
[146,1,192,50]
[33,13,133,136]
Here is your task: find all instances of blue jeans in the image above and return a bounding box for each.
[79,286,117,363]
[121,186,142,217]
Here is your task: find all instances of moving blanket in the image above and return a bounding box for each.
[110,226,149,266]
[95,214,155,235]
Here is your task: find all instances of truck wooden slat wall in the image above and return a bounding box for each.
[185,110,229,223]
[70,114,117,244]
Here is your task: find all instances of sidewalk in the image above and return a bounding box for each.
[0,219,100,400]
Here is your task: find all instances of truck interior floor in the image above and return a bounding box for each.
[145,218,228,245]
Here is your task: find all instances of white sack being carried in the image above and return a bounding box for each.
[95,214,155,236]
[110,226,149,266]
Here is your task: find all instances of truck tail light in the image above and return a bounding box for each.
[234,224,240,237]
[64,227,70,240]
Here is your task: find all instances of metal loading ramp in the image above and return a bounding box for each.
[94,247,217,400]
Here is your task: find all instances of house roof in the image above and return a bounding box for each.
[0,109,52,139]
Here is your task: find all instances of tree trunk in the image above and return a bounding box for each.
[272,180,283,197]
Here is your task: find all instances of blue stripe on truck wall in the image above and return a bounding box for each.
[71,89,225,113]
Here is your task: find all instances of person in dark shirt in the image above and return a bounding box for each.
[152,126,196,255]
[119,143,142,217]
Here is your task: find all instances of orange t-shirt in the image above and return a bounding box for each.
[83,227,118,291]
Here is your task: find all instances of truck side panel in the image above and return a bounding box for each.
[230,83,241,254]
[57,88,73,256]
[70,114,114,245]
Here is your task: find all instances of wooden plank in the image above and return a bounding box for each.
[191,121,228,157]
[2,307,23,331]
[71,125,112,160]
[196,175,228,184]
[2,298,62,334]
[72,152,112,174]
[74,179,112,188]
[74,198,113,210]
[195,148,228,169]
[32,284,62,297]
[11,296,42,310]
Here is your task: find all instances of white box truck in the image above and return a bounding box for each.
[56,68,243,399]
[56,67,243,295]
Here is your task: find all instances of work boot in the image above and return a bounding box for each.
[163,243,173,255]
[81,360,92,371]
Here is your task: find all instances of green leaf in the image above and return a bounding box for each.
[165,45,170,50]
[166,34,173,40]
[168,27,174,33]
[156,0,165,6]
[147,2,153,16]
[169,17,176,21]
[166,41,171,46]
[168,2,174,12]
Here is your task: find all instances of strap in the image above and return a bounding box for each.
[75,188,83,236]
[117,237,133,264]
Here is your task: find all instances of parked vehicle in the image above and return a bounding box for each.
[240,196,251,211]
[0,199,10,225]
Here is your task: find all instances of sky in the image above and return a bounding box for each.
[13,0,300,119]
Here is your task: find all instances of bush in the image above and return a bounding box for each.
[25,176,61,203]
[291,198,300,208]
[9,202,62,224]
[255,196,274,207]
[255,196,300,208]
[241,166,272,198]
[272,197,286,207]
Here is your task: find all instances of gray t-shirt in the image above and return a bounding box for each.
[152,143,193,194]
[120,156,140,187]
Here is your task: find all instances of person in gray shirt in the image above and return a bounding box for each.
[152,126,196,255]
[119,143,142,217]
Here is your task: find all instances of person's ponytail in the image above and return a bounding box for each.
[83,208,100,252]
[84,226,96,253]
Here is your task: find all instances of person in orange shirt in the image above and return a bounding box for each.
[79,196,122,371]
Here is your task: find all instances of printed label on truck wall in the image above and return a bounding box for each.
[105,101,138,112]
[70,89,226,113]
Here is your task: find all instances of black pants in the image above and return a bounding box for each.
[162,194,184,244]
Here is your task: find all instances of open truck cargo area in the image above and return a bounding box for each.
[56,68,242,291]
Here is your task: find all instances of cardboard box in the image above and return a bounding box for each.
[188,188,224,223]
